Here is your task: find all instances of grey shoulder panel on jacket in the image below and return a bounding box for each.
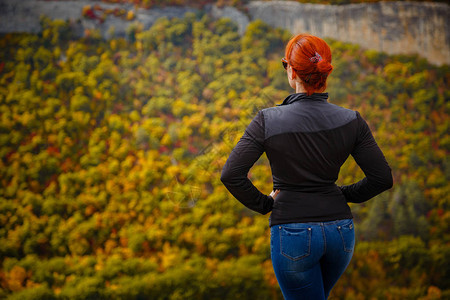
[261,101,357,139]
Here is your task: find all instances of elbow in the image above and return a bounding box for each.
[221,168,245,188]
[220,169,232,186]
[385,173,394,190]
[370,172,393,193]
[380,171,394,191]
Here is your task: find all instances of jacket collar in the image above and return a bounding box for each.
[277,92,329,106]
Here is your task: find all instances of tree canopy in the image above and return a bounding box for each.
[0,13,448,299]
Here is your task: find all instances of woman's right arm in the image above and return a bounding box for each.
[339,111,393,203]
[220,110,274,215]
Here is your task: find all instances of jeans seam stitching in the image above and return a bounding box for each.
[338,226,352,253]
[322,224,326,255]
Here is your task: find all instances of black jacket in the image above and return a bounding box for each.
[220,92,393,227]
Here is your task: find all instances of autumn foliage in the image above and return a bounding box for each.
[0,14,448,299]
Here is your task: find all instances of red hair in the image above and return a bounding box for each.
[285,34,333,95]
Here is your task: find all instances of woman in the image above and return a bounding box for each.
[220,33,393,299]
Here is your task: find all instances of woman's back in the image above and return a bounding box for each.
[222,91,392,227]
[261,93,356,191]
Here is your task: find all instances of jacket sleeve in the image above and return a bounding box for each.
[220,110,274,215]
[339,111,393,203]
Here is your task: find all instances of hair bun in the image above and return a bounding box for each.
[316,59,333,74]
[285,34,333,95]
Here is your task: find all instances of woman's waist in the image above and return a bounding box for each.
[273,183,342,195]
[273,190,345,204]
[270,192,351,227]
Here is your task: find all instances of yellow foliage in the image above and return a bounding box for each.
[160,133,172,146]
[158,241,181,271]
[6,266,27,292]
[82,5,92,16]
[126,10,135,21]
[0,15,448,300]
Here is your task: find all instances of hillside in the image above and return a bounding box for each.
[0,14,449,299]
[1,1,449,65]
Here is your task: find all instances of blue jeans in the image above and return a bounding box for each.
[270,219,355,299]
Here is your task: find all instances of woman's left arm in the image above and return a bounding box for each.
[220,111,274,215]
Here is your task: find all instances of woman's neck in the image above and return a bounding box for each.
[295,81,307,93]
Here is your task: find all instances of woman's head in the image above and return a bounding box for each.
[283,34,333,95]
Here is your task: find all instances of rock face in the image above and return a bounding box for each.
[247,1,449,66]
[0,0,198,39]
[206,4,249,36]
[0,0,448,66]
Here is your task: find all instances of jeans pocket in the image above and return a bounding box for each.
[337,220,355,253]
[280,226,311,261]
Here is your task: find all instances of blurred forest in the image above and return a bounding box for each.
[0,11,449,300]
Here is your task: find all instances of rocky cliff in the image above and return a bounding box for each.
[247,1,449,66]
[0,0,448,65]
[0,0,198,39]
